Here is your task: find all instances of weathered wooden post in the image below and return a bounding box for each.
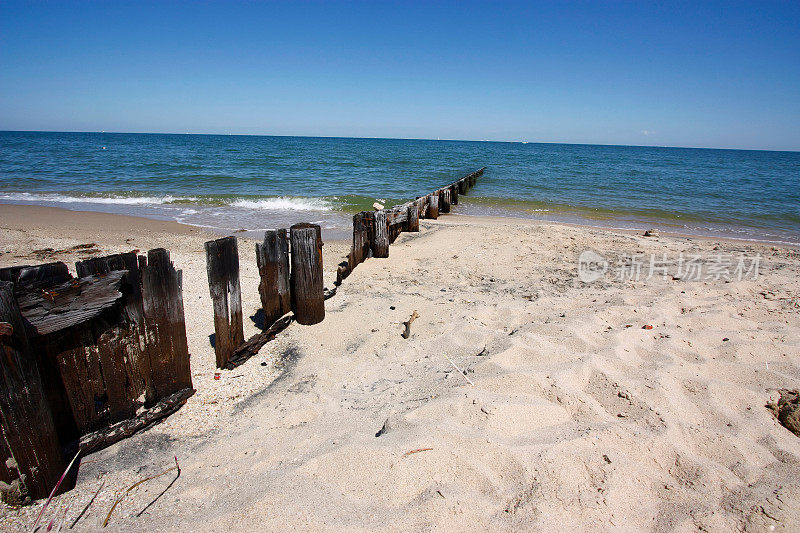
[290,223,325,325]
[415,197,426,219]
[350,211,371,268]
[407,203,420,232]
[440,188,451,214]
[450,183,459,205]
[256,229,291,328]
[0,281,66,502]
[205,236,244,369]
[459,178,468,194]
[371,210,389,258]
[142,248,193,397]
[428,193,439,219]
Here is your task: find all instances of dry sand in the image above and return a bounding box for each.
[1,204,800,531]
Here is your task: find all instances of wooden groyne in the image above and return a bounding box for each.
[204,168,484,367]
[205,223,328,369]
[0,167,484,503]
[0,250,193,502]
[337,167,485,284]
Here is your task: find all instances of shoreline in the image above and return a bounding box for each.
[1,203,797,253]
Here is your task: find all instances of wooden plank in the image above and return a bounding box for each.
[0,281,66,502]
[256,229,291,328]
[428,193,439,219]
[142,249,193,396]
[371,210,389,258]
[407,204,419,232]
[79,387,195,456]
[0,262,71,287]
[290,223,325,325]
[224,314,294,370]
[75,252,151,404]
[205,237,244,369]
[16,270,127,336]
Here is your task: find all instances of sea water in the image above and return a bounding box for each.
[1,131,798,243]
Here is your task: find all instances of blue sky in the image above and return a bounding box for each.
[1,1,798,150]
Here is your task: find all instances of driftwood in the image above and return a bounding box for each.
[402,310,420,339]
[225,314,295,370]
[205,236,244,368]
[79,388,195,455]
[290,224,325,325]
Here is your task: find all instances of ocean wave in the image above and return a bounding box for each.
[0,192,195,205]
[230,197,333,211]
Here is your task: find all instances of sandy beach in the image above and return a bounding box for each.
[1,204,800,531]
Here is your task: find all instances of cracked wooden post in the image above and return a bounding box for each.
[205,236,244,369]
[142,248,193,397]
[290,223,325,325]
[450,183,459,205]
[350,211,371,268]
[428,193,439,219]
[371,210,389,258]
[256,229,291,328]
[440,188,451,214]
[0,281,66,502]
[414,197,427,219]
[407,203,419,232]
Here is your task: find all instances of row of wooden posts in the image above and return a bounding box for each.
[203,167,485,370]
[337,167,485,283]
[0,167,485,503]
[0,250,193,502]
[204,222,325,370]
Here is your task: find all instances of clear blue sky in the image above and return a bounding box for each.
[1,1,798,150]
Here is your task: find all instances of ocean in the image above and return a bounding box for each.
[1,131,798,243]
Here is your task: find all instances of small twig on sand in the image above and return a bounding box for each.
[402,310,420,339]
[102,457,180,528]
[443,353,474,386]
[31,450,81,532]
[402,448,433,458]
[69,478,105,529]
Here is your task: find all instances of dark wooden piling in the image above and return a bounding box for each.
[256,229,291,328]
[205,236,244,368]
[450,183,459,205]
[141,248,193,397]
[440,188,452,214]
[407,204,420,232]
[428,193,439,219]
[290,223,325,325]
[0,281,66,502]
[372,210,389,258]
[350,212,371,268]
[459,178,468,194]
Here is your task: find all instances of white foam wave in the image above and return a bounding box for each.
[230,197,332,211]
[0,192,192,205]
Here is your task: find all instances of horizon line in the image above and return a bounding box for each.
[1,129,797,154]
